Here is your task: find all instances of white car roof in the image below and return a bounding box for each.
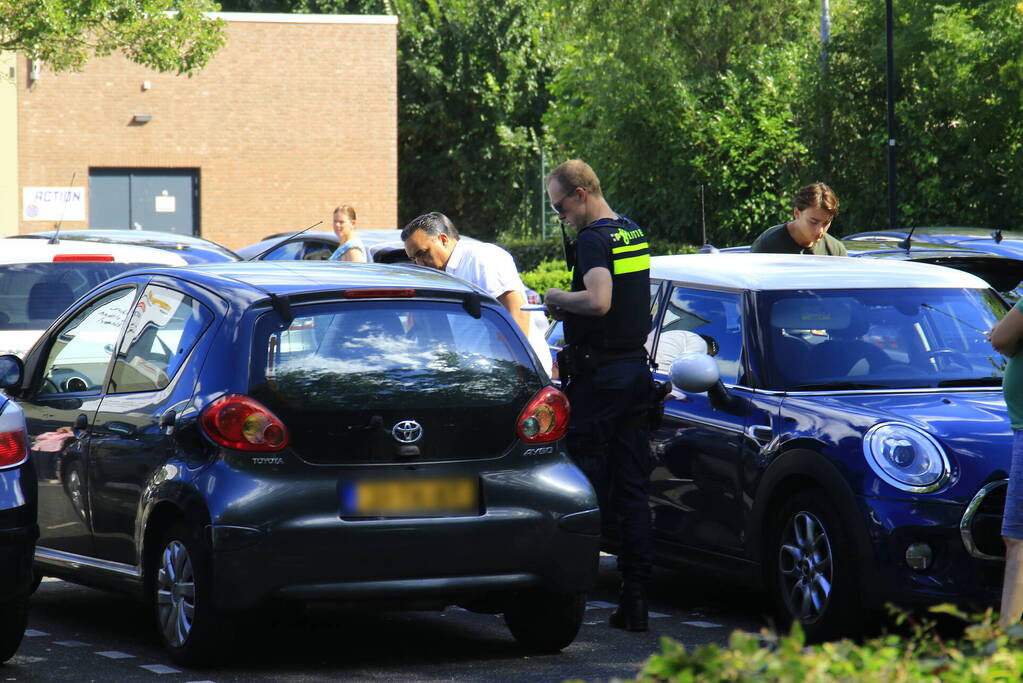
[0,237,188,266]
[650,253,991,291]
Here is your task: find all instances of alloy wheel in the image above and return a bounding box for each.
[777,510,833,623]
[156,539,196,648]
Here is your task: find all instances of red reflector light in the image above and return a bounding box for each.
[53,254,116,262]
[343,288,416,299]
[200,394,290,452]
[0,430,27,468]
[517,386,570,444]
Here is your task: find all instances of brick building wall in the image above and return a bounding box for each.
[16,13,397,250]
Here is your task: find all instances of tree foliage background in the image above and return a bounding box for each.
[0,0,225,74]
[212,0,1023,245]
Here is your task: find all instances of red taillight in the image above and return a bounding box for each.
[0,430,26,468]
[343,288,416,299]
[52,254,116,262]
[200,395,289,452]
[517,386,570,444]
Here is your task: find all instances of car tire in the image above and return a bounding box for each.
[767,488,860,642]
[152,522,232,667]
[504,590,586,653]
[0,595,28,664]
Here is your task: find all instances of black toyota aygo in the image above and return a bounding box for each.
[0,261,599,666]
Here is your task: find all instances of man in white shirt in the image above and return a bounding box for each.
[402,212,553,376]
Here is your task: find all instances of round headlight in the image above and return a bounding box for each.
[862,422,950,493]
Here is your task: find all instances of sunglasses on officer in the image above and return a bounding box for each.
[551,187,578,214]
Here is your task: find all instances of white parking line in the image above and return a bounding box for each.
[96,650,135,659]
[585,600,617,610]
[54,640,90,647]
[140,664,181,674]
[682,620,722,628]
[24,629,49,637]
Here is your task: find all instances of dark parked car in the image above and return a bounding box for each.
[842,238,1023,301]
[0,396,33,664]
[0,261,598,665]
[551,253,1013,640]
[11,230,241,264]
[846,227,1023,261]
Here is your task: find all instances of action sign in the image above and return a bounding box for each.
[23,186,86,221]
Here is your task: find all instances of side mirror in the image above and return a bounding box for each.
[0,354,23,390]
[669,352,719,393]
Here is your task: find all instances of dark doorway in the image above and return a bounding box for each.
[89,169,199,236]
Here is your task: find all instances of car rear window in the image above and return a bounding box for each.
[250,300,544,463]
[0,262,154,330]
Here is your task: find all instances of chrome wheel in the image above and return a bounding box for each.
[778,509,833,623]
[156,540,196,648]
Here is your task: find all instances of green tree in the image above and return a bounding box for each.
[543,0,822,246]
[0,0,226,74]
[823,0,1023,233]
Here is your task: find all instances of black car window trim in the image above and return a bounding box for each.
[33,284,143,397]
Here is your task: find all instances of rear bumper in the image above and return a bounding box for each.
[201,457,601,610]
[0,524,38,603]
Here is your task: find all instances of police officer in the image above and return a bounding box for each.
[543,159,654,631]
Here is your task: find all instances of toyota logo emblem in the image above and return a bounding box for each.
[391,420,423,443]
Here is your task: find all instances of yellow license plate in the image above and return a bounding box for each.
[343,477,478,517]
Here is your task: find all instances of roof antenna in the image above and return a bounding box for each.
[247,220,324,261]
[697,184,718,253]
[48,171,76,245]
[897,224,916,251]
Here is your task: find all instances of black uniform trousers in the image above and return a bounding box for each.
[564,357,654,582]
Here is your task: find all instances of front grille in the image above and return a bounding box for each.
[960,480,1007,560]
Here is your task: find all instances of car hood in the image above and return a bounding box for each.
[786,389,1011,497]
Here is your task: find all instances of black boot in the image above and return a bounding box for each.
[609,579,648,631]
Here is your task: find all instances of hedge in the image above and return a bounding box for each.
[629,606,1023,682]
[499,236,700,274]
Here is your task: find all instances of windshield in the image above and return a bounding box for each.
[757,287,1008,391]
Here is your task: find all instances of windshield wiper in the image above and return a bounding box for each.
[787,382,892,391]
[936,377,1002,387]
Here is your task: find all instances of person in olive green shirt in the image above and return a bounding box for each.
[750,183,847,256]
[990,300,1023,628]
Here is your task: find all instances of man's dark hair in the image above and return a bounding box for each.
[401,212,460,241]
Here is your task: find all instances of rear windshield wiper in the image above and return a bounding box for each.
[787,382,892,391]
[936,377,1003,387]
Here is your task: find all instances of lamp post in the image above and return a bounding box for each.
[885,0,898,232]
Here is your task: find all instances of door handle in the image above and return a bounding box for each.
[745,424,772,444]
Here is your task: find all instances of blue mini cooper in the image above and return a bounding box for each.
[555,253,1013,641]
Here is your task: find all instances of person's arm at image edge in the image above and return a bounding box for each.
[991,306,1023,357]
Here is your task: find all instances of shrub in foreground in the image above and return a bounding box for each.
[633,606,1023,682]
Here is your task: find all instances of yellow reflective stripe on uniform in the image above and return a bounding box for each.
[613,253,650,275]
[611,242,649,255]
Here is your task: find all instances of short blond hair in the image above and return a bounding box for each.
[333,205,357,221]
[548,159,603,197]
